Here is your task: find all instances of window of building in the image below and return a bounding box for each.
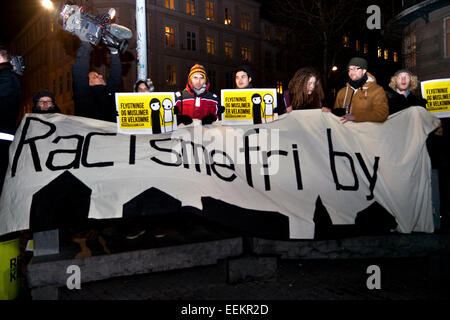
[224,8,232,25]
[186,0,195,15]
[207,36,215,55]
[165,26,175,47]
[275,29,282,42]
[165,0,174,10]
[377,46,382,58]
[205,1,215,21]
[393,51,398,63]
[364,43,368,54]
[225,41,233,58]
[166,64,176,85]
[240,13,251,31]
[355,40,360,51]
[276,81,283,94]
[404,32,416,69]
[187,31,196,51]
[384,49,389,60]
[241,45,252,62]
[445,17,450,57]
[343,35,350,48]
[207,69,216,91]
[264,25,271,41]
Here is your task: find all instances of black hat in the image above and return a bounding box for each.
[394,69,413,76]
[236,65,252,79]
[347,57,368,70]
[33,90,55,105]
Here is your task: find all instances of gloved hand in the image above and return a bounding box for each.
[108,46,119,54]
[201,113,216,125]
[332,108,346,117]
[177,114,193,126]
[217,106,225,120]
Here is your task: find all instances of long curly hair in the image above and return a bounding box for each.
[389,74,419,92]
[288,67,324,110]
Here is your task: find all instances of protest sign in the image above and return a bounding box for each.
[115,92,177,134]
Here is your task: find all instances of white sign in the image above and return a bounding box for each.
[0,107,439,239]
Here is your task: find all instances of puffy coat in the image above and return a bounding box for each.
[333,72,388,123]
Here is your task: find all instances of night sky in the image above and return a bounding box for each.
[0,0,43,45]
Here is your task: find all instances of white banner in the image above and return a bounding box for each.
[0,107,440,239]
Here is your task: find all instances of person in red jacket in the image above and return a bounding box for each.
[175,64,218,125]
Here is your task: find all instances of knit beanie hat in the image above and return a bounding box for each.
[188,64,207,81]
[394,69,413,76]
[347,57,368,70]
[33,90,55,105]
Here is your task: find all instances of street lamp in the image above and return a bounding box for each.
[41,0,53,10]
[332,66,338,71]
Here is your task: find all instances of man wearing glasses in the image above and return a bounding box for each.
[32,90,61,113]
[333,57,388,124]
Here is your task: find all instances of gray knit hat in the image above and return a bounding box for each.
[347,57,368,70]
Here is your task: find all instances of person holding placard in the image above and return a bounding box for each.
[174,64,218,125]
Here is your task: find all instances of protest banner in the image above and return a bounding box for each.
[0,108,439,239]
[115,92,177,134]
[221,89,278,125]
[421,78,450,118]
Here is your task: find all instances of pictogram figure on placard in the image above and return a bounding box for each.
[263,94,274,122]
[149,98,163,134]
[162,98,174,132]
[251,93,262,124]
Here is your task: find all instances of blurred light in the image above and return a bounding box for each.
[108,8,116,20]
[332,66,338,71]
[41,0,53,10]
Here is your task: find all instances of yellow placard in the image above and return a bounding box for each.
[0,238,20,300]
[221,89,278,125]
[115,92,177,134]
[421,78,450,118]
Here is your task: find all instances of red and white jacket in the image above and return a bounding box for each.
[175,80,218,120]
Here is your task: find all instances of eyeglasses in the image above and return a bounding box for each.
[38,100,53,105]
[348,67,362,72]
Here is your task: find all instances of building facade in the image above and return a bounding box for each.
[8,0,291,120]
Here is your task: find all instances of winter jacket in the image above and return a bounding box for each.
[333,72,388,123]
[0,62,21,135]
[386,87,427,115]
[174,77,218,121]
[72,42,121,122]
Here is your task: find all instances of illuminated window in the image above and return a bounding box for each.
[275,29,282,42]
[377,46,382,58]
[165,26,175,47]
[165,0,174,10]
[187,31,196,51]
[384,49,389,60]
[393,51,398,62]
[264,25,271,41]
[224,8,232,25]
[445,18,450,57]
[241,45,252,62]
[343,35,350,48]
[205,1,214,21]
[186,0,195,16]
[206,36,215,55]
[364,43,368,54]
[355,40,360,51]
[225,41,233,58]
[166,64,176,85]
[240,13,251,31]
[276,81,283,94]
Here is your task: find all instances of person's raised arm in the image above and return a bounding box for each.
[106,49,122,92]
[72,41,92,93]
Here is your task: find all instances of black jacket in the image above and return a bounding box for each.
[72,42,121,122]
[0,62,21,135]
[386,88,427,115]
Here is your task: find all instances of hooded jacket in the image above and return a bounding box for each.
[333,72,388,123]
[174,73,218,121]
